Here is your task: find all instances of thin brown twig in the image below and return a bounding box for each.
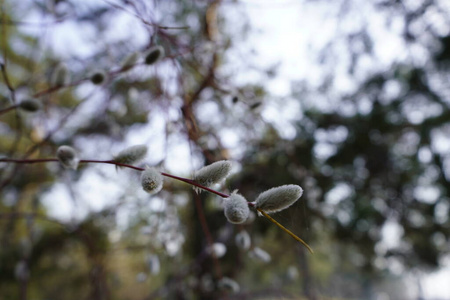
[0,158,230,198]
[0,103,18,115]
[0,62,14,94]
[0,212,66,227]
[32,78,86,98]
[0,17,69,27]
[32,58,182,99]
[102,0,189,31]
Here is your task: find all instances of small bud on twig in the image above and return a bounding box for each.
[250,101,262,110]
[224,191,249,224]
[141,166,163,195]
[249,247,271,263]
[121,52,140,70]
[56,145,79,170]
[90,70,107,85]
[51,63,70,87]
[254,184,303,214]
[144,45,165,65]
[19,99,41,112]
[207,243,227,258]
[217,277,240,293]
[235,230,251,250]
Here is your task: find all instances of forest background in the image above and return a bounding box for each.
[1,0,450,299]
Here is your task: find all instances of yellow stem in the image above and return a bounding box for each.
[256,208,314,254]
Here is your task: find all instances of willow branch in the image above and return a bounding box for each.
[0,157,313,253]
[0,103,18,115]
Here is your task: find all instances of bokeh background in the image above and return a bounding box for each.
[1,0,450,299]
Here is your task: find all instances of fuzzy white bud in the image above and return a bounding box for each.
[224,191,249,224]
[254,184,303,214]
[114,145,148,166]
[249,247,271,263]
[144,45,165,65]
[51,63,70,86]
[141,167,163,194]
[19,99,41,112]
[207,243,227,258]
[56,145,79,170]
[235,230,251,251]
[193,160,232,193]
[121,52,140,70]
[217,277,240,293]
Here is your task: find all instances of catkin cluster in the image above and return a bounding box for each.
[192,161,304,224]
[53,147,308,256]
[55,149,304,224]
